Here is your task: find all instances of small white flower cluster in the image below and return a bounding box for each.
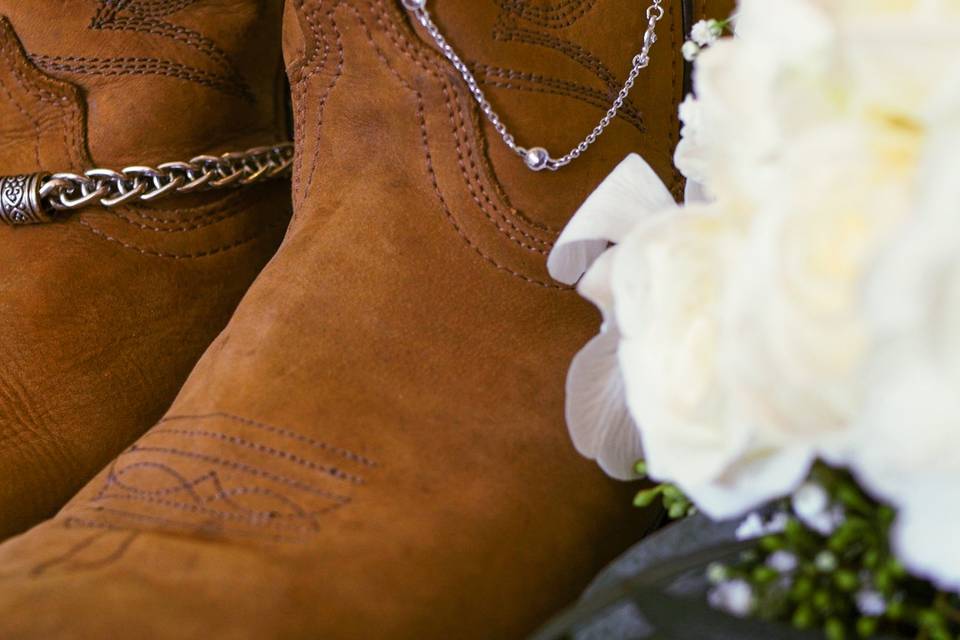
[682,19,725,61]
[791,483,845,537]
[548,0,960,591]
[734,511,789,541]
[708,578,755,617]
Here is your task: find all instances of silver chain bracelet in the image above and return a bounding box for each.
[400,0,665,172]
[0,142,294,226]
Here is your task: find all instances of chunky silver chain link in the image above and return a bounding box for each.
[40,142,294,212]
[400,0,665,172]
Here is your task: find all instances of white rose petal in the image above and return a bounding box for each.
[547,154,676,286]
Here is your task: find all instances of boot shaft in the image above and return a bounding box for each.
[0,0,287,171]
[283,0,692,238]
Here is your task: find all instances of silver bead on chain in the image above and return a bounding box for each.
[400,0,666,172]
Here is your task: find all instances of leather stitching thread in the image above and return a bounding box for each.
[52,410,373,544]
[161,412,379,468]
[146,428,366,485]
[291,0,573,288]
[29,531,139,577]
[80,0,254,102]
[495,0,597,29]
[371,0,567,264]
[30,55,252,102]
[352,4,566,288]
[77,213,284,260]
[0,22,87,171]
[107,195,248,233]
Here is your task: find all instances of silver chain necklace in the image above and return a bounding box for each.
[401,0,666,172]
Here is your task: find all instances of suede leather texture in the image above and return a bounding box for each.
[0,0,290,539]
[0,0,733,637]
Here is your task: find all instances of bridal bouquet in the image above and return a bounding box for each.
[544,1,960,638]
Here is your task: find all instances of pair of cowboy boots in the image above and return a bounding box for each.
[0,0,730,637]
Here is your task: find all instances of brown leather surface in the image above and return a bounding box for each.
[0,0,727,637]
[0,0,290,538]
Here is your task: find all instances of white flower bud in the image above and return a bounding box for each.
[690,19,721,47]
[814,550,838,573]
[855,590,886,617]
[767,551,798,573]
[708,579,755,618]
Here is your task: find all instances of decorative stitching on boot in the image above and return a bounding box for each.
[337,3,566,286]
[369,2,564,247]
[297,3,345,213]
[29,530,139,577]
[146,428,366,485]
[128,443,352,503]
[76,213,284,260]
[495,0,598,29]
[346,3,556,255]
[0,19,89,171]
[48,409,373,545]
[492,24,618,87]
[106,196,249,233]
[417,92,567,289]
[0,74,41,168]
[162,412,379,468]
[373,0,563,236]
[64,510,309,544]
[82,0,255,102]
[30,55,253,101]
[441,81,553,254]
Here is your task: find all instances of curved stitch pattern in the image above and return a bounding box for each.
[345,5,555,253]
[370,2,563,243]
[161,412,379,468]
[495,0,597,29]
[77,215,283,260]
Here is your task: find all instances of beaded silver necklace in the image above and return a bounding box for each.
[401,0,666,171]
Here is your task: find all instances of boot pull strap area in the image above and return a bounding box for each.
[0,142,294,226]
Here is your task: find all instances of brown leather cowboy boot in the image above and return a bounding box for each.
[0,0,731,637]
[0,0,290,538]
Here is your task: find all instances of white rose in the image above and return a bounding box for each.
[551,153,816,517]
[679,1,836,214]
[550,0,960,543]
[722,119,920,452]
[548,155,677,479]
[612,205,813,518]
[847,128,960,590]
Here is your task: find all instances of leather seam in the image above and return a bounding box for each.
[348,4,555,252]
[371,1,561,246]
[298,3,344,213]
[0,22,89,170]
[496,0,597,29]
[107,197,249,233]
[161,412,379,468]
[0,72,41,168]
[31,55,253,101]
[76,214,283,260]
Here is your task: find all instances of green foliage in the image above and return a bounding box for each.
[710,464,960,640]
[633,460,696,520]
